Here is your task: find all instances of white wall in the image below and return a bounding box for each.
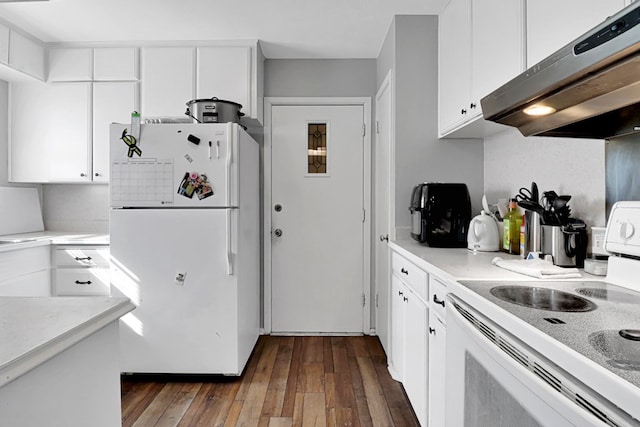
[483,127,606,228]
[377,15,484,226]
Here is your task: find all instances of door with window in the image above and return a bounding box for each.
[270,104,366,333]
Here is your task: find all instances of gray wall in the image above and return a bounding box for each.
[264,58,376,97]
[377,15,484,227]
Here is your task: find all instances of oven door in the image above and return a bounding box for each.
[445,294,627,427]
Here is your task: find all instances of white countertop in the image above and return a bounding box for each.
[389,237,599,282]
[0,296,134,388]
[0,232,109,253]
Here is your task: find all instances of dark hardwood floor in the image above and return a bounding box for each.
[121,335,419,426]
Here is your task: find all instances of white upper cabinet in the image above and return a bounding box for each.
[94,47,139,81]
[10,82,92,182]
[49,47,139,82]
[471,0,524,104]
[93,82,138,182]
[438,0,472,135]
[439,0,524,137]
[196,46,251,118]
[48,48,93,82]
[9,31,45,80]
[527,0,626,67]
[141,46,196,118]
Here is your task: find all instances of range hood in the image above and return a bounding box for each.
[481,2,640,139]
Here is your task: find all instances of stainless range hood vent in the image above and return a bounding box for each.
[481,2,640,139]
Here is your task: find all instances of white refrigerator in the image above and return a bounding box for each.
[109,122,259,375]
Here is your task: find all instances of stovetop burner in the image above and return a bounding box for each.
[589,330,640,371]
[575,287,640,304]
[489,285,597,312]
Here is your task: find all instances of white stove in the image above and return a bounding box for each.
[446,201,640,427]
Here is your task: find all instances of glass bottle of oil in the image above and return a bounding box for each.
[503,199,522,255]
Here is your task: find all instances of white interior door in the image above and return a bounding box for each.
[271,104,365,333]
[375,73,393,353]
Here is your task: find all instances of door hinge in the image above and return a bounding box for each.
[375,293,379,308]
[362,208,366,223]
[376,121,380,134]
[361,293,366,307]
[362,123,366,137]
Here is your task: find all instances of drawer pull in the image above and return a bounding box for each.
[429,327,436,335]
[433,295,445,307]
[403,296,408,302]
[75,256,93,261]
[398,290,404,296]
[75,280,92,285]
[400,267,409,275]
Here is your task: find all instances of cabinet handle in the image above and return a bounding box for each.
[400,267,409,275]
[403,296,408,302]
[433,294,446,307]
[75,280,92,285]
[470,102,477,109]
[429,327,436,335]
[80,173,87,177]
[95,172,102,177]
[398,290,404,296]
[74,256,92,261]
[461,108,467,115]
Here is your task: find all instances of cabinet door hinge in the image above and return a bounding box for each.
[362,208,366,223]
[376,121,380,134]
[362,123,366,137]
[375,293,379,308]
[361,293,366,307]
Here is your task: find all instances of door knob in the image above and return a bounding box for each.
[379,234,389,242]
[274,228,283,237]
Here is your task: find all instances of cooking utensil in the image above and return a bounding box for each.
[517,199,545,216]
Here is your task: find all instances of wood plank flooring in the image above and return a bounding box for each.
[121,335,419,427]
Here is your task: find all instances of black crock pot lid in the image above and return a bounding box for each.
[186,98,243,108]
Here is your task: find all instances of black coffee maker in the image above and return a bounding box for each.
[409,183,471,248]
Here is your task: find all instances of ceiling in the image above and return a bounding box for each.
[0,0,448,58]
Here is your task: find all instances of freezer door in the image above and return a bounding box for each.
[109,208,246,374]
[110,123,239,208]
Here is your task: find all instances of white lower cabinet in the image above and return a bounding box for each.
[390,250,428,426]
[52,245,110,296]
[428,275,448,427]
[0,245,51,296]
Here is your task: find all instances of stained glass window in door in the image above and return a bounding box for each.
[307,123,327,174]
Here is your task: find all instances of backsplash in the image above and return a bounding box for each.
[606,134,640,217]
[42,184,109,233]
[483,128,606,228]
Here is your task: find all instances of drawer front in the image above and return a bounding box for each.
[391,251,428,301]
[54,268,110,296]
[429,275,448,322]
[55,246,110,267]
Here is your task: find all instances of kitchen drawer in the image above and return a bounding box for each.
[391,251,428,301]
[55,246,109,267]
[429,275,448,322]
[54,268,110,296]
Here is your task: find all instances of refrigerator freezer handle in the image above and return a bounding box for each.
[226,209,233,275]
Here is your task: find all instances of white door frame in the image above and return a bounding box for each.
[374,69,396,351]
[263,97,372,335]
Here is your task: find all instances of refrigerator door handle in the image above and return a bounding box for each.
[226,209,233,275]
[226,123,233,207]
